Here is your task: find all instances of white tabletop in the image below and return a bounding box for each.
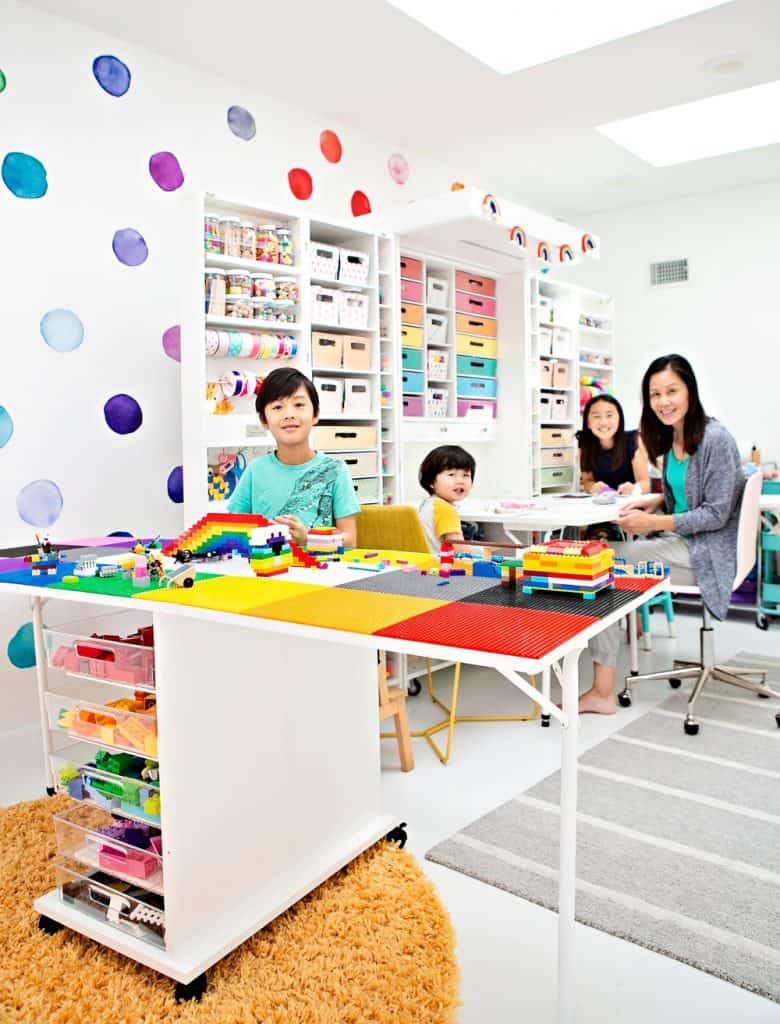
[458,494,652,531]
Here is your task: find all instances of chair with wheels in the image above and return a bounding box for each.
[619,471,780,734]
[639,590,676,651]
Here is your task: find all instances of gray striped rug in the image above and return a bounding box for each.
[427,653,780,1003]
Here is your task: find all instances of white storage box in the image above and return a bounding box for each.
[426,386,449,418]
[312,286,340,326]
[311,241,339,279]
[338,290,370,329]
[539,326,553,357]
[314,376,344,416]
[426,312,448,345]
[551,328,573,359]
[426,277,449,309]
[343,378,372,415]
[338,247,370,285]
[427,349,449,380]
[552,393,570,421]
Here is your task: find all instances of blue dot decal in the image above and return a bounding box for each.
[40,309,84,353]
[167,465,183,503]
[7,623,36,669]
[112,228,148,266]
[0,406,13,448]
[92,55,131,97]
[227,105,256,141]
[104,393,143,434]
[17,479,64,527]
[2,152,48,199]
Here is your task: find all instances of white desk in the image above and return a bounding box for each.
[459,494,642,541]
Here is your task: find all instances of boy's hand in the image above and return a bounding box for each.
[274,515,307,547]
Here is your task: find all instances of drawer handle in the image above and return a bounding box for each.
[345,254,363,265]
[349,342,367,351]
[318,338,337,347]
[335,432,358,439]
[467,319,485,328]
[472,361,485,368]
[467,277,484,289]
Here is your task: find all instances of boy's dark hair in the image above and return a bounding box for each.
[419,445,476,494]
[639,353,708,462]
[256,367,319,423]
[577,394,628,475]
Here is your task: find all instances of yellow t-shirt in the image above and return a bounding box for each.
[417,496,462,553]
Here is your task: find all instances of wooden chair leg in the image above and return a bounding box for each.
[393,698,414,772]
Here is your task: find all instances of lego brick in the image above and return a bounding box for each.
[247,588,448,634]
[338,569,499,601]
[136,576,327,613]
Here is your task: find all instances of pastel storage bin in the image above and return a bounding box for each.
[426,277,449,308]
[331,451,378,477]
[456,334,497,358]
[338,290,369,328]
[456,355,497,378]
[314,376,344,416]
[342,335,372,371]
[343,379,372,415]
[455,292,497,318]
[402,347,424,371]
[427,350,449,380]
[455,270,496,298]
[457,376,497,400]
[542,447,574,469]
[399,256,423,281]
[400,325,423,348]
[401,370,425,395]
[312,424,376,450]
[542,466,574,488]
[457,399,496,420]
[401,279,423,303]
[553,361,571,388]
[353,478,379,503]
[425,313,448,345]
[540,359,554,387]
[401,303,424,326]
[337,248,370,285]
[455,314,496,338]
[402,396,424,417]
[311,242,340,279]
[426,387,449,418]
[312,286,340,326]
[541,427,574,445]
[311,331,343,369]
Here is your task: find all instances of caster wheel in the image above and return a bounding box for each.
[756,613,769,631]
[183,577,194,588]
[38,914,64,936]
[407,678,422,697]
[386,822,408,849]
[175,973,207,1003]
[684,719,699,736]
[775,713,780,729]
[540,714,551,728]
[758,691,769,699]
[46,785,56,797]
[618,691,632,708]
[669,678,682,690]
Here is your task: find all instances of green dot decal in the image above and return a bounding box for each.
[0,70,6,93]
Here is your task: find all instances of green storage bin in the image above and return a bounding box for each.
[541,466,574,488]
[456,354,497,378]
[402,347,423,372]
[761,582,780,603]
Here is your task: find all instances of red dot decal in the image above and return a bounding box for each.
[319,130,342,164]
[288,168,313,201]
[351,190,371,217]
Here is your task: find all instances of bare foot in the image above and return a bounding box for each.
[577,689,617,715]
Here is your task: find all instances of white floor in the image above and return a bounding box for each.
[3,606,778,1022]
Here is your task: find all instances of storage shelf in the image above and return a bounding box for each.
[579,361,614,372]
[205,254,301,276]
[311,276,376,292]
[311,322,378,334]
[206,316,302,332]
[312,366,378,377]
[318,414,377,422]
[579,325,612,336]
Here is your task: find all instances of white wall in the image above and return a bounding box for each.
[567,181,780,459]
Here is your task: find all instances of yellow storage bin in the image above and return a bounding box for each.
[455,334,497,358]
[400,325,424,348]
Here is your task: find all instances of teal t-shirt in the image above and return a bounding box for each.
[228,451,360,527]
[666,451,689,513]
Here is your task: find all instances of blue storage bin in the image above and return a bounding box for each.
[402,347,424,372]
[456,375,497,399]
[401,370,425,395]
[456,354,497,378]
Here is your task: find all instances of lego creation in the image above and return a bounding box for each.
[305,527,345,558]
[520,539,614,600]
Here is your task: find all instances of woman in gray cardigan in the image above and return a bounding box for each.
[580,354,745,714]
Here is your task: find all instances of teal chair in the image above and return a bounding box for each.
[639,591,676,650]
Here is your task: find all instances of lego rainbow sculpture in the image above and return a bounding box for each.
[520,539,614,600]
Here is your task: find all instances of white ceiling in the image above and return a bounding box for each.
[21,0,780,221]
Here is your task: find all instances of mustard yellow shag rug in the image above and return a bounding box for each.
[0,797,459,1024]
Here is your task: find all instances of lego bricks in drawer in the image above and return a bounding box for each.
[46,625,155,689]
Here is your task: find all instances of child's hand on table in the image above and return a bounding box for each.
[274,515,307,547]
[617,482,636,496]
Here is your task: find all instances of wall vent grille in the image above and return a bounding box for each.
[650,259,688,286]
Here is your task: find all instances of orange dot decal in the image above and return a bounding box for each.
[351,190,371,217]
[288,168,313,200]
[319,130,342,163]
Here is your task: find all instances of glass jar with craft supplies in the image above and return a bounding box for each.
[239,221,256,260]
[220,218,241,258]
[225,295,253,320]
[251,273,276,299]
[226,269,252,296]
[204,214,222,254]
[256,224,279,263]
[275,277,299,302]
[204,270,226,315]
[276,227,295,265]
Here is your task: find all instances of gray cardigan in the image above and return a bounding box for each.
[662,420,744,621]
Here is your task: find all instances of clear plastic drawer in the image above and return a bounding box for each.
[48,691,158,757]
[44,612,155,691]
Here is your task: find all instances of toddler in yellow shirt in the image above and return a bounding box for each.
[417,445,475,553]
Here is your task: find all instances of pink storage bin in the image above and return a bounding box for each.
[457,399,496,420]
[455,292,497,318]
[401,279,423,303]
[402,396,424,417]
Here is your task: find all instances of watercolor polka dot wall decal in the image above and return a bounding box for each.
[288,168,313,201]
[162,324,181,362]
[167,465,184,504]
[149,151,184,192]
[227,105,256,141]
[350,190,371,217]
[104,394,143,435]
[0,407,13,448]
[7,623,36,669]
[92,55,131,97]
[388,153,409,185]
[17,479,63,527]
[319,130,342,164]
[40,308,84,353]
[112,228,148,266]
[2,152,48,199]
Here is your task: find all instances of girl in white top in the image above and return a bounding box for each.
[417,445,475,554]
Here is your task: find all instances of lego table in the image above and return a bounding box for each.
[0,544,668,1024]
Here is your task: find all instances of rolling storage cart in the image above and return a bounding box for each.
[757,480,780,629]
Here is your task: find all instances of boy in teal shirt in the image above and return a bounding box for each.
[229,368,359,547]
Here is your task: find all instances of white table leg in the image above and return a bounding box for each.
[30,596,54,793]
[628,609,639,675]
[558,648,581,1024]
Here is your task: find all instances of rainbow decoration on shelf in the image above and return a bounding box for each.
[509,225,527,248]
[537,241,552,263]
[521,539,614,600]
[581,233,596,253]
[559,244,576,262]
[482,194,500,218]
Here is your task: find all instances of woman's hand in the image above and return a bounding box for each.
[274,515,307,547]
[617,507,658,535]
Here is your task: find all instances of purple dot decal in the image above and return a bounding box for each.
[167,466,184,504]
[17,479,63,527]
[149,151,184,192]
[104,393,143,434]
[0,406,13,448]
[162,324,181,362]
[7,623,36,669]
[2,152,48,199]
[40,308,84,353]
[388,153,409,185]
[112,228,148,266]
[92,55,131,97]
[227,105,256,141]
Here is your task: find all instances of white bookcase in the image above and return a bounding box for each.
[181,193,397,523]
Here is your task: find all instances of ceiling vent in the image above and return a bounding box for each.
[650,258,688,286]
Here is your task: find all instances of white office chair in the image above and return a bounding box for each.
[618,471,780,734]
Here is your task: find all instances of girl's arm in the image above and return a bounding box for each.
[580,470,606,494]
[336,515,357,549]
[629,436,651,494]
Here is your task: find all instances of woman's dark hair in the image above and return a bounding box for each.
[256,367,319,422]
[419,445,476,494]
[639,354,707,462]
[577,394,627,475]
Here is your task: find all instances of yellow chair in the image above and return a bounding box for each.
[357,505,538,765]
